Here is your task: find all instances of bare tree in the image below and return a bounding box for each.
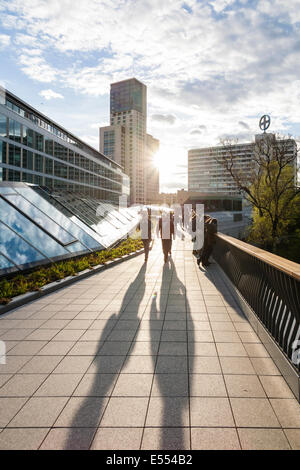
[211,134,300,250]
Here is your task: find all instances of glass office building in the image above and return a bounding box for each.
[0,86,130,204]
[0,182,140,276]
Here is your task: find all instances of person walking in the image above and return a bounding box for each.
[158,210,175,263]
[201,215,218,267]
[139,208,152,263]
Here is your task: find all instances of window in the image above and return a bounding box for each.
[23,150,33,170]
[23,127,34,148]
[45,158,53,175]
[0,113,7,137]
[45,138,54,156]
[8,144,21,167]
[35,132,44,152]
[34,154,44,173]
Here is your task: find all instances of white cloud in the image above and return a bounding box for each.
[1,0,300,190]
[0,34,10,48]
[39,88,64,100]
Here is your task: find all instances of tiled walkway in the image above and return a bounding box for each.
[0,239,299,450]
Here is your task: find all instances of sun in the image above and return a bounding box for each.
[153,146,186,176]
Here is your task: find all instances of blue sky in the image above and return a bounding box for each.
[0,0,300,192]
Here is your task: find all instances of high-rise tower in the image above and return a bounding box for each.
[100,78,159,205]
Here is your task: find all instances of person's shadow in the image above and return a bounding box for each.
[64,263,147,449]
[150,257,194,449]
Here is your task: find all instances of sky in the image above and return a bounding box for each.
[0,0,300,192]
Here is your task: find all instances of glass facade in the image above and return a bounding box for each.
[0,87,130,204]
[0,182,140,276]
[110,78,146,115]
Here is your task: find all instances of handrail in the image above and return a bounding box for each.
[216,233,300,281]
[213,233,300,375]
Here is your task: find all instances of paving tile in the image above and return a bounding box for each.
[216,343,248,357]
[213,331,242,343]
[55,396,109,427]
[161,330,187,342]
[120,355,155,373]
[284,429,300,450]
[19,356,63,374]
[53,356,94,374]
[211,321,236,331]
[163,321,186,331]
[230,398,280,427]
[190,397,234,426]
[100,397,148,427]
[40,428,95,450]
[250,358,280,375]
[0,355,31,374]
[259,376,295,398]
[190,357,221,374]
[208,314,232,322]
[191,428,240,450]
[188,330,214,342]
[35,374,83,396]
[190,374,227,397]
[8,341,47,356]
[0,427,50,450]
[25,329,60,341]
[142,427,190,450]
[113,373,153,397]
[0,375,12,388]
[107,330,137,342]
[36,341,75,356]
[243,343,270,358]
[87,356,125,374]
[8,397,69,427]
[98,341,132,356]
[67,341,103,356]
[0,374,47,397]
[151,374,188,397]
[220,357,256,375]
[40,319,71,329]
[158,342,187,356]
[146,396,189,427]
[52,329,85,341]
[92,427,143,450]
[0,329,34,341]
[238,332,260,343]
[224,375,266,398]
[270,399,300,428]
[234,323,254,332]
[73,374,117,397]
[0,397,27,427]
[188,342,217,356]
[238,428,290,450]
[155,356,188,374]
[129,341,159,355]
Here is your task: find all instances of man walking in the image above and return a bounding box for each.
[139,208,152,263]
[201,215,217,267]
[158,210,175,263]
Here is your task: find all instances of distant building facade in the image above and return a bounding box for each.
[188,134,297,195]
[145,134,160,204]
[0,87,130,204]
[100,78,159,205]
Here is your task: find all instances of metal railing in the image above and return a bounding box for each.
[213,233,300,374]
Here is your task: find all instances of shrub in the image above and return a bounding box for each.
[0,237,144,305]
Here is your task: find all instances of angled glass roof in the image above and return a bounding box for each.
[0,183,141,276]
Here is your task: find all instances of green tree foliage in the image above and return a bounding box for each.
[213,134,300,256]
[247,163,300,253]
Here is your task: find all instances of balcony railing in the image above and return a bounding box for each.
[213,233,300,399]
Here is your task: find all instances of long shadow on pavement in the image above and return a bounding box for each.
[64,263,147,449]
[149,257,194,449]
